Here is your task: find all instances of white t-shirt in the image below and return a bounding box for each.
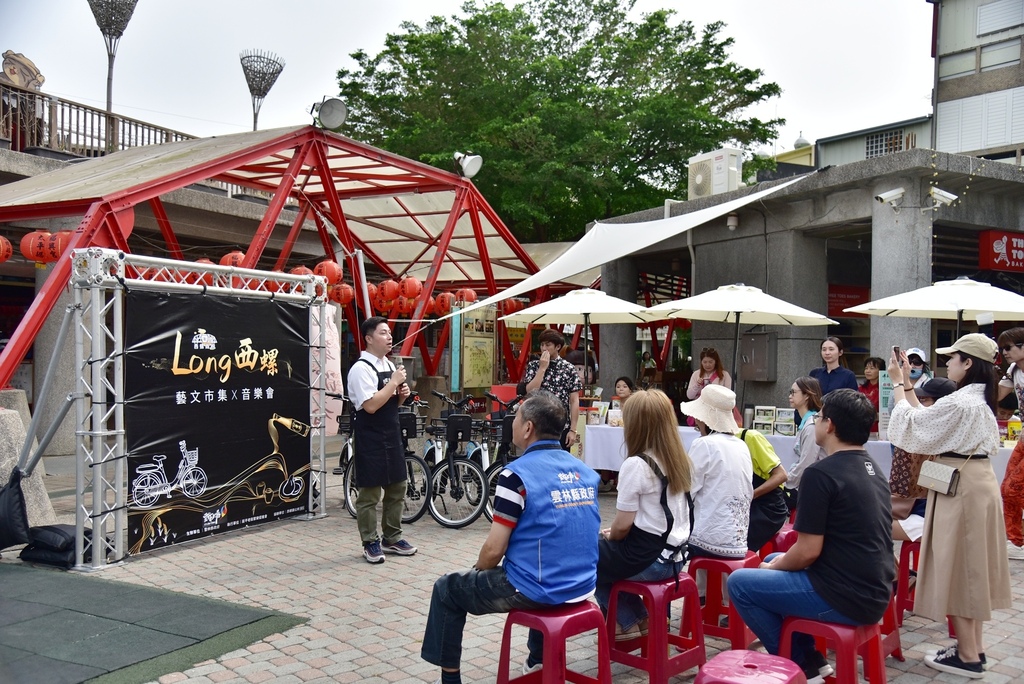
[688,432,753,558]
[615,453,690,561]
[347,351,395,411]
[999,363,1024,410]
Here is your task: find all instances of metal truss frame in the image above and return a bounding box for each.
[70,248,327,570]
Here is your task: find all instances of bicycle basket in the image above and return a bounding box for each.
[446,414,473,442]
[398,411,418,438]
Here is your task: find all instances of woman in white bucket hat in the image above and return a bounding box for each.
[679,385,752,561]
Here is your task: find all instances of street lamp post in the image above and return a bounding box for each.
[239,50,285,131]
[87,0,138,151]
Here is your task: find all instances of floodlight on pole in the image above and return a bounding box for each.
[453,151,483,179]
[88,0,138,114]
[310,97,347,131]
[240,50,285,131]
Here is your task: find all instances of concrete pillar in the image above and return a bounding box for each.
[869,180,932,356]
[33,262,77,456]
[0,389,41,476]
[0,408,57,528]
[599,257,638,400]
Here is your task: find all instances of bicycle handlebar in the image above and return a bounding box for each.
[431,389,476,411]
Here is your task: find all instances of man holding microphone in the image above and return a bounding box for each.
[347,316,417,564]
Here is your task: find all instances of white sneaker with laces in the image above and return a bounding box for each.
[521,658,542,675]
[1007,540,1024,560]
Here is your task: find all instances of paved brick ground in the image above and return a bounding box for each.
[17,467,1024,683]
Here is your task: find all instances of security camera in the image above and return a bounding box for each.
[874,188,905,205]
[929,186,958,206]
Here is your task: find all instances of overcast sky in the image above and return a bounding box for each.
[4,0,935,153]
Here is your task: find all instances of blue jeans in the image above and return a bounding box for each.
[595,560,680,629]
[728,556,861,665]
[422,567,547,670]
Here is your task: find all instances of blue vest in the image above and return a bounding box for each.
[503,440,602,604]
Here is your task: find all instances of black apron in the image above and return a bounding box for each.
[597,455,683,581]
[352,358,406,488]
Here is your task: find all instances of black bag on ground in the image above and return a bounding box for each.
[0,469,31,550]
[19,524,90,569]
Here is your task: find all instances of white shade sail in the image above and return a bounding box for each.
[437,174,810,323]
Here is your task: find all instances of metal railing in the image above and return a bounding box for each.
[0,83,195,157]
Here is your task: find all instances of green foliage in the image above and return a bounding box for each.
[338,0,783,242]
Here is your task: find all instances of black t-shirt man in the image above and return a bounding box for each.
[797,449,893,624]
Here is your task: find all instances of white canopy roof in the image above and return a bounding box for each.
[440,174,809,320]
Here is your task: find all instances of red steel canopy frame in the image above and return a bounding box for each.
[0,125,578,388]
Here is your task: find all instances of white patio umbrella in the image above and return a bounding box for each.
[640,283,838,381]
[500,288,649,381]
[844,276,1024,337]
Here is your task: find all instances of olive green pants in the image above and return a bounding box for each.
[356,479,406,544]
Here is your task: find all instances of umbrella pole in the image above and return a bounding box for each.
[731,313,741,387]
[583,313,590,392]
[956,310,962,339]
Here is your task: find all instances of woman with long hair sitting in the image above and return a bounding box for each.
[594,389,693,640]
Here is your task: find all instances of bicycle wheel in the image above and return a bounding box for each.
[428,458,487,529]
[402,453,432,524]
[482,461,505,523]
[343,457,358,518]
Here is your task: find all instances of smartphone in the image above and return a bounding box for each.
[892,346,903,367]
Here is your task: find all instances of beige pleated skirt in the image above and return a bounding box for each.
[916,456,1012,621]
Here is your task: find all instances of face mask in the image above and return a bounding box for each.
[909,368,923,379]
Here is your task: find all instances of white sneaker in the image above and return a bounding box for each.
[1007,540,1024,560]
[521,658,542,675]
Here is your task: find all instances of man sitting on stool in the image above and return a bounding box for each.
[420,390,602,684]
[727,389,894,683]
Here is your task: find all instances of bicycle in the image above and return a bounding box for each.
[480,392,524,523]
[330,392,432,525]
[423,390,489,528]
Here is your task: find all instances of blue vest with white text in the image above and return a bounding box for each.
[503,441,601,604]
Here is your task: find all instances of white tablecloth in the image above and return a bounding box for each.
[584,425,1012,483]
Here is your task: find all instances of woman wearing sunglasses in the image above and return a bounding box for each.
[998,327,1024,561]
[904,347,935,389]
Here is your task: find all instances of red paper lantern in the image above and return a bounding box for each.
[455,288,477,303]
[435,292,455,316]
[378,279,400,301]
[423,295,435,316]
[366,283,378,304]
[399,277,422,298]
[45,231,73,261]
[329,283,355,306]
[289,265,314,277]
[314,259,343,285]
[190,258,215,286]
[20,231,52,262]
[0,236,12,263]
[220,250,245,267]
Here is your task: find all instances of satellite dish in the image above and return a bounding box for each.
[453,151,483,179]
[314,98,347,131]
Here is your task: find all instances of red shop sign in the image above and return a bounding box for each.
[828,284,869,318]
[979,230,1024,273]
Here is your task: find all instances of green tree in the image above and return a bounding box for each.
[338,0,783,242]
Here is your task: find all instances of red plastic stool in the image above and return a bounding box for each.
[694,650,807,684]
[869,593,904,663]
[496,601,611,684]
[759,524,798,560]
[780,617,886,684]
[606,572,706,681]
[895,540,919,626]
[686,551,760,649]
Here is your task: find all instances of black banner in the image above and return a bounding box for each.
[124,290,311,553]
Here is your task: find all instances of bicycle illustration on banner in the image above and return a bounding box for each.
[131,440,208,508]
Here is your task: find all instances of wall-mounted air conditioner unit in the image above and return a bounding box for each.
[687,147,743,199]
